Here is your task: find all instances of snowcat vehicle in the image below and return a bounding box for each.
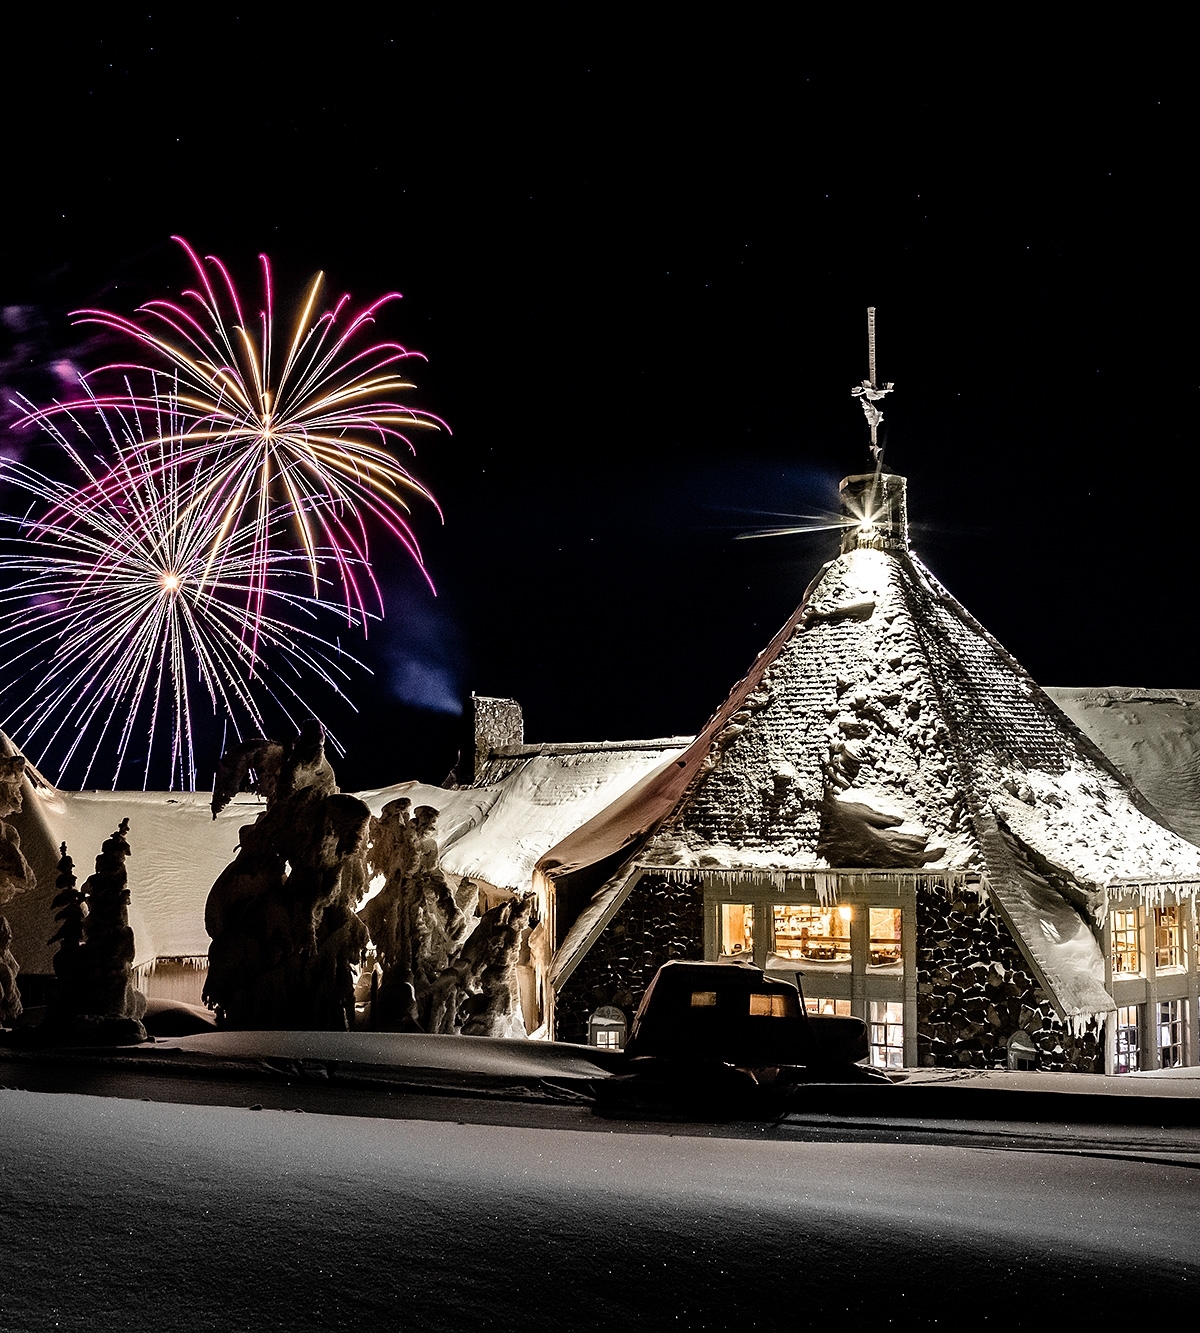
[594,959,888,1120]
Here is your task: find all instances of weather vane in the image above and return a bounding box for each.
[850,306,894,462]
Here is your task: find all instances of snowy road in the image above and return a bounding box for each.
[2,1088,1197,1330]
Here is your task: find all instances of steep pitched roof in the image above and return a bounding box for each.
[1045,687,1200,848]
[542,475,1200,1019]
[360,736,689,893]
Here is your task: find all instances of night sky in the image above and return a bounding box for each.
[1,15,1191,790]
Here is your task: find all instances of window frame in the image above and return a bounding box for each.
[1157,999,1185,1069]
[702,874,917,1068]
[1114,1004,1140,1074]
[1106,894,1198,1073]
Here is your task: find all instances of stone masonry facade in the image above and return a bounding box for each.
[917,881,1102,1072]
[558,874,1103,1067]
[555,873,703,1045]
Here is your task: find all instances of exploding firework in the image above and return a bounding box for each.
[16,237,445,652]
[0,386,370,791]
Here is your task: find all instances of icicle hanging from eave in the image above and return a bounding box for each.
[134,954,210,988]
[1100,878,1200,916]
[646,864,983,903]
[1066,1010,1111,1038]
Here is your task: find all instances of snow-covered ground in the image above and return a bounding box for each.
[1,1087,1196,1329]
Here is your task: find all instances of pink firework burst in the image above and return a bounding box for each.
[19,237,446,656]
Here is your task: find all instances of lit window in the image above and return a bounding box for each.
[1155,906,1183,970]
[748,993,790,1017]
[805,997,852,1017]
[868,907,902,970]
[720,903,754,958]
[691,991,717,1007]
[869,1000,904,1069]
[773,904,852,963]
[1007,1031,1037,1071]
[587,1006,627,1049]
[1110,909,1140,975]
[1158,1000,1185,1069]
[1115,1005,1139,1073]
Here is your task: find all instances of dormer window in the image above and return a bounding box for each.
[587,1006,628,1048]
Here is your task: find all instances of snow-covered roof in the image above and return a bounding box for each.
[539,474,1200,1021]
[1045,687,1200,849]
[2,732,688,976]
[357,738,689,893]
[5,774,274,973]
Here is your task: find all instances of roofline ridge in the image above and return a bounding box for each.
[660,554,849,833]
[902,550,1187,837]
[533,554,854,910]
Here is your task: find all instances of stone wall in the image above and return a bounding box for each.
[555,873,703,1044]
[917,881,1102,1072]
[467,695,523,783]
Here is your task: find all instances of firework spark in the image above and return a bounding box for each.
[17,237,445,654]
[0,385,370,791]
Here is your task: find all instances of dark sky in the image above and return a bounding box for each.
[1,14,1192,789]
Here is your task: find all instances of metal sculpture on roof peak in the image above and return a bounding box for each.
[850,306,894,461]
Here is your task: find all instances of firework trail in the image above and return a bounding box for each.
[16,237,445,655]
[0,383,370,791]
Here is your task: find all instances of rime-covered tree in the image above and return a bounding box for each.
[0,751,35,922]
[360,800,534,1036]
[39,820,148,1043]
[0,915,21,1027]
[47,843,85,1012]
[0,750,36,1028]
[204,720,371,1029]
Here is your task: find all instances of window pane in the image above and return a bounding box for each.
[773,905,851,963]
[1155,906,1182,970]
[720,903,754,958]
[868,907,902,970]
[1157,999,1185,1068]
[1110,909,1140,975]
[869,1000,904,1070]
[805,997,852,1017]
[691,991,717,1008]
[1115,1004,1139,1073]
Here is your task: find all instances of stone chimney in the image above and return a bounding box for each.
[839,472,909,553]
[464,694,524,784]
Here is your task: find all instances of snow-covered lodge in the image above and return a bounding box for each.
[5,471,1200,1074]
[535,473,1200,1074]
